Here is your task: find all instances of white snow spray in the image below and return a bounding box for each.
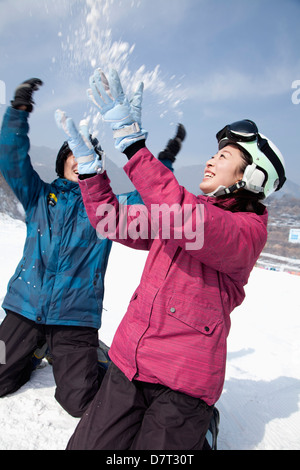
[57,0,185,134]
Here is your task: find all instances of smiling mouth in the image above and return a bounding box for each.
[204,171,215,179]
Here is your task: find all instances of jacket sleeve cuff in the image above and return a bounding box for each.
[123,140,146,159]
[3,106,29,134]
[78,171,111,195]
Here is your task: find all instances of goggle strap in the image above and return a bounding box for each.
[257,136,286,190]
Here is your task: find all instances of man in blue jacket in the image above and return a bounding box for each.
[0,78,185,417]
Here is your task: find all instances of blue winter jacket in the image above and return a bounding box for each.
[0,107,144,329]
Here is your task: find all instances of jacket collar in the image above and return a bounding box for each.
[53,177,80,193]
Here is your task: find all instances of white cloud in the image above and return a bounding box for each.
[38,84,88,115]
[186,63,300,103]
[0,0,70,30]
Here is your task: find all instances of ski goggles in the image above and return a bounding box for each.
[216,119,286,191]
[216,119,259,143]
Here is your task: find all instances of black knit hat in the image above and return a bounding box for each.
[55,141,72,178]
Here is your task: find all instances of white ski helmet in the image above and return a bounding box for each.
[216,119,286,199]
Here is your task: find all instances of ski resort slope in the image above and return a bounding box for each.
[0,214,299,450]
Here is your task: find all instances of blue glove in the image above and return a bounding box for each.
[87,68,148,152]
[55,109,104,174]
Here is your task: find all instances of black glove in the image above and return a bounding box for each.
[90,134,104,158]
[11,78,43,112]
[158,123,186,163]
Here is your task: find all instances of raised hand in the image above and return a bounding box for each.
[55,109,104,175]
[87,68,147,152]
[11,78,43,112]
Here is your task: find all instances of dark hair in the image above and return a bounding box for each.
[214,144,266,215]
[214,190,266,215]
[55,141,72,178]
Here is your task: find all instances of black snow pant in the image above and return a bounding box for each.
[67,361,213,450]
[0,310,105,417]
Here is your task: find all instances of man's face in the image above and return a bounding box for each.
[63,153,79,182]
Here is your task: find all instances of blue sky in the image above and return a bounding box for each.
[0,0,300,184]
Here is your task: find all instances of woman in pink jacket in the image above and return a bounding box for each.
[67,69,286,450]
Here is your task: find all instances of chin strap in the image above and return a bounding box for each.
[204,162,266,198]
[205,180,246,198]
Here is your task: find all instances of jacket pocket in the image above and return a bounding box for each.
[8,256,27,292]
[78,207,89,219]
[129,289,139,303]
[167,295,222,335]
[92,272,104,313]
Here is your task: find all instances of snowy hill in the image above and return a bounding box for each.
[0,215,299,450]
[0,174,25,221]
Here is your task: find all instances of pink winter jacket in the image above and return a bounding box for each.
[79,148,268,405]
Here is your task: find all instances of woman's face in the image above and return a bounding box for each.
[200,144,245,194]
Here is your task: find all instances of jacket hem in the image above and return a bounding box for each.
[1,303,100,329]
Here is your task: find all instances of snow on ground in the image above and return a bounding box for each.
[0,215,299,450]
